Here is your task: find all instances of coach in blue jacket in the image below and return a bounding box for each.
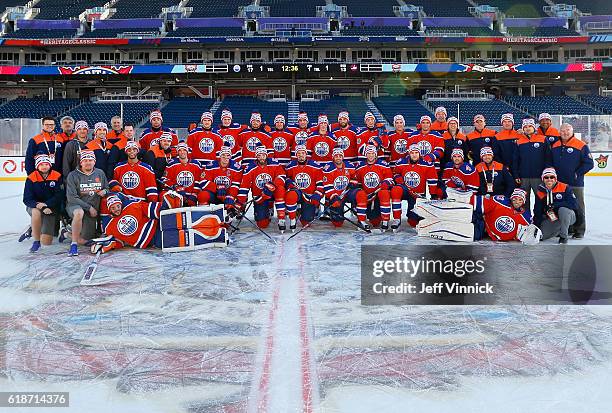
[551,123,594,239]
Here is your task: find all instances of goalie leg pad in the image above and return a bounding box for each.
[414,199,474,222]
[417,219,475,242]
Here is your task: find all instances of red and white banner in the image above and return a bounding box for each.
[0,156,26,180]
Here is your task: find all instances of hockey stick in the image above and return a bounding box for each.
[286,216,317,241]
[329,205,372,233]
[227,199,253,236]
[232,208,278,244]
[80,250,101,285]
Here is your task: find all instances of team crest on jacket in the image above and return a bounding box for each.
[222,135,235,149]
[364,171,381,188]
[567,148,574,153]
[177,171,194,187]
[121,171,140,189]
[199,138,215,153]
[494,216,515,233]
[485,138,491,143]
[214,175,231,187]
[334,175,349,191]
[404,171,421,188]
[273,137,287,152]
[556,193,562,199]
[417,141,432,155]
[246,137,262,152]
[534,143,540,148]
[117,215,139,236]
[255,173,272,189]
[315,142,330,157]
[394,139,408,154]
[295,172,311,189]
[336,136,350,150]
[458,140,463,144]
[295,131,309,145]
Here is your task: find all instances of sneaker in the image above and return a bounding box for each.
[69,243,79,256]
[58,227,70,244]
[290,219,297,232]
[380,221,389,232]
[278,220,286,233]
[391,219,401,232]
[18,226,32,242]
[559,237,568,244]
[361,223,371,232]
[29,240,41,253]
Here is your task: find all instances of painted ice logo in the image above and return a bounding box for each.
[315,142,330,157]
[117,215,139,236]
[333,175,349,191]
[534,143,540,148]
[417,140,432,156]
[494,216,515,234]
[177,171,194,187]
[404,171,421,188]
[336,136,350,150]
[121,171,140,189]
[255,173,272,189]
[295,172,311,189]
[246,137,262,152]
[222,135,235,149]
[450,176,464,188]
[394,139,408,154]
[273,137,287,152]
[199,138,215,153]
[295,131,309,146]
[364,171,380,189]
[214,175,231,187]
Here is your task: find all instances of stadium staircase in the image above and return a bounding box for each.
[365,100,388,127]
[287,100,300,125]
[209,99,223,117]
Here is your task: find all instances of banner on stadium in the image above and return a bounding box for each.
[0,156,26,180]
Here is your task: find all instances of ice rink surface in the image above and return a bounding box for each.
[1,177,611,413]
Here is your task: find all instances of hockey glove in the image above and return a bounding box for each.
[162,190,184,210]
[89,235,119,254]
[311,192,322,207]
[329,193,342,208]
[422,153,436,163]
[216,184,227,198]
[348,179,361,190]
[262,182,276,198]
[380,181,393,191]
[393,174,404,185]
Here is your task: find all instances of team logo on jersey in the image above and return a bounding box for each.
[314,142,330,157]
[177,171,194,187]
[121,171,140,190]
[49,181,56,188]
[246,137,262,152]
[494,216,515,234]
[273,137,287,152]
[295,172,311,189]
[364,171,380,189]
[416,141,432,156]
[485,138,490,143]
[117,215,139,236]
[394,139,408,154]
[450,176,465,188]
[199,138,215,154]
[255,173,272,189]
[404,171,421,188]
[222,135,235,149]
[534,143,540,148]
[214,176,231,187]
[333,175,349,191]
[336,136,350,150]
[294,131,309,146]
[567,147,574,153]
[458,140,463,145]
[556,193,562,199]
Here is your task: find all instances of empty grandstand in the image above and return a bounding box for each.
[187,0,252,18]
[372,96,433,126]
[299,96,371,124]
[110,0,179,19]
[141,97,214,129]
[33,0,108,20]
[578,95,612,114]
[422,94,527,125]
[61,101,160,128]
[260,0,326,18]
[505,96,601,116]
[0,98,80,119]
[214,96,288,125]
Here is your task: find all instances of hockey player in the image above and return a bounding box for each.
[187,112,225,165]
[534,167,582,244]
[144,131,176,180]
[349,144,393,231]
[62,120,90,178]
[475,146,515,198]
[441,148,479,194]
[84,122,112,177]
[387,115,414,166]
[215,108,246,162]
[139,110,179,150]
[406,115,444,168]
[430,106,448,135]
[237,112,273,168]
[199,144,243,208]
[513,118,552,206]
[307,114,337,164]
[25,117,64,175]
[109,141,158,202]
[269,114,294,166]
[495,113,523,170]
[288,111,313,146]
[162,142,203,206]
[467,114,498,163]
[237,145,286,230]
[537,113,560,145]
[284,145,324,230]
[331,110,359,163]
[356,112,388,162]
[322,147,355,228]
[440,117,468,167]
[391,144,440,230]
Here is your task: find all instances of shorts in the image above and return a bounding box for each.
[26,207,59,236]
[66,205,99,240]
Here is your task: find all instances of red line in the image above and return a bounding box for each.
[257,279,280,412]
[299,277,313,413]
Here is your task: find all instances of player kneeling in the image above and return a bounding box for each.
[198,144,242,209]
[284,145,324,231]
[322,148,355,227]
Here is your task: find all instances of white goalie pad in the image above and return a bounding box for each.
[445,188,474,204]
[414,199,474,222]
[417,219,475,242]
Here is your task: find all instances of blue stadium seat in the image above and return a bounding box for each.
[422,99,526,125]
[299,96,370,125]
[425,26,500,36]
[336,0,398,17]
[0,98,81,119]
[187,0,253,18]
[216,96,288,125]
[372,96,433,127]
[341,26,417,36]
[0,1,29,7]
[111,0,177,19]
[61,102,160,128]
[397,0,472,17]
[2,29,77,38]
[568,1,612,15]
[260,0,326,17]
[505,96,601,116]
[506,27,579,36]
[168,27,244,37]
[475,0,548,18]
[578,95,612,114]
[33,0,108,20]
[82,28,161,38]
[141,97,215,129]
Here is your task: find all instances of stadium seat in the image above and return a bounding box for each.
[504,96,601,116]
[187,0,253,18]
[425,26,500,36]
[33,0,108,20]
[82,28,162,38]
[2,29,77,38]
[578,95,612,114]
[557,0,610,16]
[335,0,398,17]
[421,99,526,125]
[475,0,548,18]
[341,26,418,36]
[260,0,326,17]
[110,0,177,19]
[141,97,215,129]
[0,98,80,119]
[215,96,288,125]
[372,96,433,127]
[168,27,244,37]
[299,96,371,125]
[395,0,473,17]
[506,27,579,37]
[60,102,160,128]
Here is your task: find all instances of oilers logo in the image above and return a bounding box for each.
[295,131,309,146]
[273,137,287,152]
[394,139,408,154]
[494,216,515,234]
[364,171,380,189]
[246,137,262,152]
[417,140,432,156]
[117,215,139,236]
[199,138,215,153]
[214,175,231,187]
[450,176,464,188]
[314,142,330,157]
[404,171,421,188]
[176,171,194,187]
[333,175,349,191]
[255,173,272,189]
[534,143,540,148]
[222,135,235,149]
[295,172,311,189]
[121,171,140,190]
[336,136,350,150]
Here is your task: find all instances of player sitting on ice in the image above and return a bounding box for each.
[284,145,324,231]
[348,144,393,231]
[236,145,287,231]
[161,142,203,206]
[441,148,479,195]
[390,144,440,231]
[322,148,355,228]
[199,144,243,209]
[533,168,583,244]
